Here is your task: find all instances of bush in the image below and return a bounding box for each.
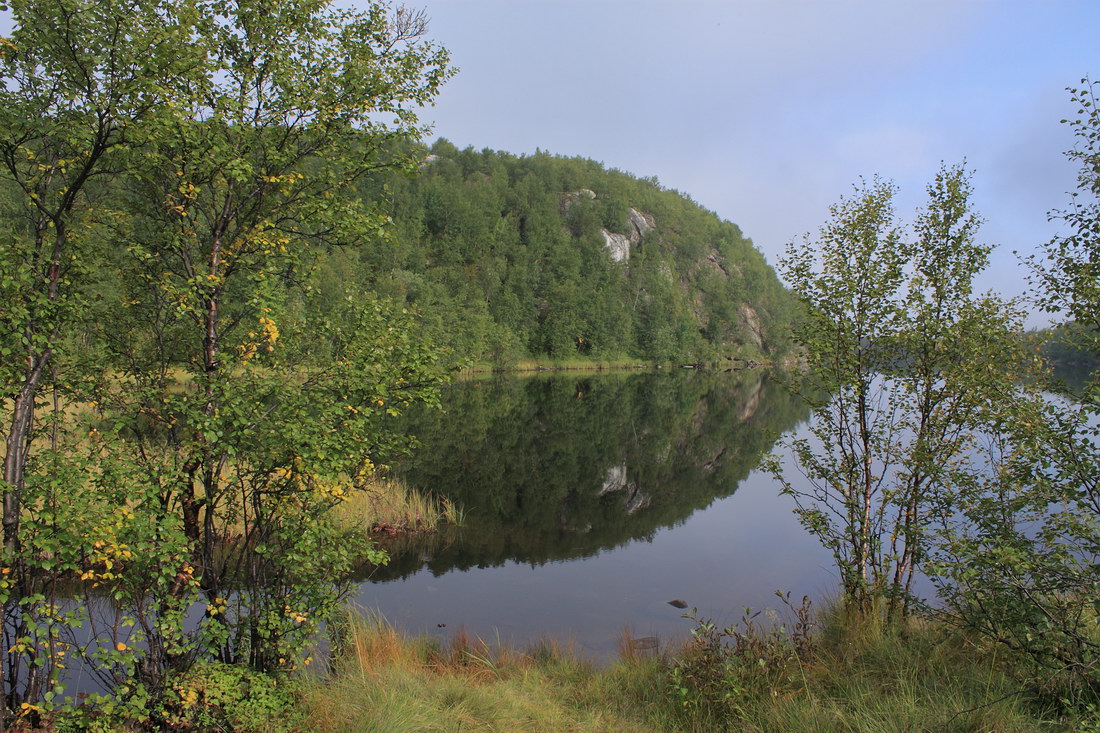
[153,663,305,733]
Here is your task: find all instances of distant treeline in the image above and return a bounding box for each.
[1037,322,1100,366]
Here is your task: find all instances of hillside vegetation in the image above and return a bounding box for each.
[317,140,794,366]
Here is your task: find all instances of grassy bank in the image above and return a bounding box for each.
[300,613,662,732]
[294,607,1094,733]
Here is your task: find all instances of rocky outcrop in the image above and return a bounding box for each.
[624,488,651,516]
[559,188,596,215]
[599,464,630,495]
[738,304,765,351]
[700,448,728,475]
[601,230,633,263]
[704,249,730,275]
[600,207,656,263]
[737,374,765,422]
[627,208,655,240]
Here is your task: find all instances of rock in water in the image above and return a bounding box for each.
[667,599,688,609]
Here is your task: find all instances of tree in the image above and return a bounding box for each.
[930,79,1100,694]
[0,0,454,721]
[774,167,1028,619]
[96,0,452,684]
[0,0,203,714]
[889,167,1032,617]
[1030,78,1100,336]
[774,177,908,615]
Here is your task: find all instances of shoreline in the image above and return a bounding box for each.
[457,356,779,377]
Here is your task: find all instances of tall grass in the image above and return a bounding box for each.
[456,356,651,376]
[334,476,464,535]
[301,611,657,732]
[301,605,1082,732]
[659,600,1081,732]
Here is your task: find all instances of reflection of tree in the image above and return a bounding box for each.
[359,370,809,582]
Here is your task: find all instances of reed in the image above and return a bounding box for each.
[303,610,652,732]
[334,476,464,535]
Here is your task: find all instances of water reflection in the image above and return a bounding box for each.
[361,370,810,580]
[352,370,836,656]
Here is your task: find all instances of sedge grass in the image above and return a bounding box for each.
[334,475,463,535]
[301,605,1079,733]
[302,611,654,733]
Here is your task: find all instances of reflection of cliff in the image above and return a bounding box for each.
[357,370,809,583]
[598,465,649,515]
[738,375,765,422]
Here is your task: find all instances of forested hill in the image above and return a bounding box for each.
[317,140,794,366]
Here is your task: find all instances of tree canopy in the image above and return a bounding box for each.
[336,140,795,366]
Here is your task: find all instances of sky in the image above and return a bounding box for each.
[376,0,1100,326]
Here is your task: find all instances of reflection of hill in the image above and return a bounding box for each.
[357,370,809,582]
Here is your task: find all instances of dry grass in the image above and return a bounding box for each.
[334,476,464,535]
[302,611,657,733]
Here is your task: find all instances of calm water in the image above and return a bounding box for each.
[353,370,837,658]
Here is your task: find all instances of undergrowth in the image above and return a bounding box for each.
[299,602,1096,733]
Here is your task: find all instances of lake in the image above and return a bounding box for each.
[352,369,838,659]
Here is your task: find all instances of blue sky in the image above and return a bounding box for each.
[389,0,1100,325]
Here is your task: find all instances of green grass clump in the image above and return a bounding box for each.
[301,606,1090,732]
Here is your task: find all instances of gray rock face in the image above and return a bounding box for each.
[601,230,633,263]
[628,208,656,239]
[600,207,656,263]
[737,374,765,422]
[598,464,650,515]
[599,464,630,495]
[738,304,765,350]
[704,249,732,278]
[624,489,651,515]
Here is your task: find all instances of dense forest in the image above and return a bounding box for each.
[313,140,795,366]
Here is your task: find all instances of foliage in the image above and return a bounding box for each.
[0,0,452,724]
[670,595,813,724]
[344,142,795,365]
[1039,322,1100,366]
[932,78,1100,695]
[153,662,305,733]
[773,166,1031,618]
[0,0,207,716]
[90,0,452,692]
[928,387,1100,695]
[1030,78,1100,336]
